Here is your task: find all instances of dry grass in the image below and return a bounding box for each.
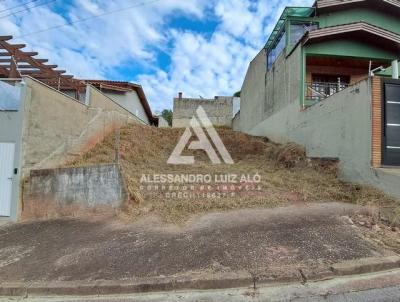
[70,123,398,223]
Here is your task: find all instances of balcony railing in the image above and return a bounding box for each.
[305,82,350,103]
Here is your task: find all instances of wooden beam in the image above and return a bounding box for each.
[15,65,40,69]
[7,64,58,69]
[20,51,39,56]
[12,44,26,49]
[0,65,9,76]
[9,58,20,78]
[0,36,12,41]
[20,70,44,75]
[0,39,82,91]
[18,58,48,63]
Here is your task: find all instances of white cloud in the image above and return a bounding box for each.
[138,0,314,111]
[0,0,314,111]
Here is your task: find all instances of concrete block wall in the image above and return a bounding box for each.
[172,96,233,128]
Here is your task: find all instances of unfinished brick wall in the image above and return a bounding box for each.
[371,77,383,167]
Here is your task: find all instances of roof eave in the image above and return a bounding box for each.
[301,22,400,53]
[315,0,400,11]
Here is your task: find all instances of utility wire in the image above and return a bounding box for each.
[14,0,160,39]
[0,0,39,14]
[0,0,56,19]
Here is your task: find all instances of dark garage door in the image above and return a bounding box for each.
[383,80,400,166]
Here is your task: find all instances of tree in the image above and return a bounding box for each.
[233,91,241,97]
[161,109,173,126]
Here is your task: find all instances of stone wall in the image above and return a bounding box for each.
[23,164,126,219]
[172,96,233,128]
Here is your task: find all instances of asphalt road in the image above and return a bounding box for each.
[2,270,400,302]
[0,203,384,283]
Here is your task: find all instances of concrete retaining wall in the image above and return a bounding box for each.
[244,78,400,198]
[23,164,126,218]
[248,80,372,181]
[20,78,142,176]
[173,96,233,128]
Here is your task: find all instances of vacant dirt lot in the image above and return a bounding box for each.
[65,124,398,223]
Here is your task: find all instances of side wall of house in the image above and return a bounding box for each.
[240,47,302,133]
[0,110,23,220]
[240,49,267,132]
[99,90,150,125]
[87,86,146,124]
[173,97,233,128]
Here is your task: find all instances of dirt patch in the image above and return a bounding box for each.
[347,208,400,254]
[62,123,399,223]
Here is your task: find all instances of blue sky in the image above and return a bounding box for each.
[0,0,314,112]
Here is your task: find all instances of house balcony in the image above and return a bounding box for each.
[303,56,393,108]
[305,81,350,103]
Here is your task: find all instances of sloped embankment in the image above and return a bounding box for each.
[71,124,396,222]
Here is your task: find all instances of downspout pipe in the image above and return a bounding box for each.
[392,60,399,79]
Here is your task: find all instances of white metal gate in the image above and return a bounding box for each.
[0,143,15,217]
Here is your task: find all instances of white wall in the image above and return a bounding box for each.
[101,90,150,124]
[0,82,25,221]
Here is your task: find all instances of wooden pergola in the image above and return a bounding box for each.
[0,36,85,100]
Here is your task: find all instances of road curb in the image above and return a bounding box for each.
[1,257,400,297]
[330,255,400,276]
[0,275,254,297]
